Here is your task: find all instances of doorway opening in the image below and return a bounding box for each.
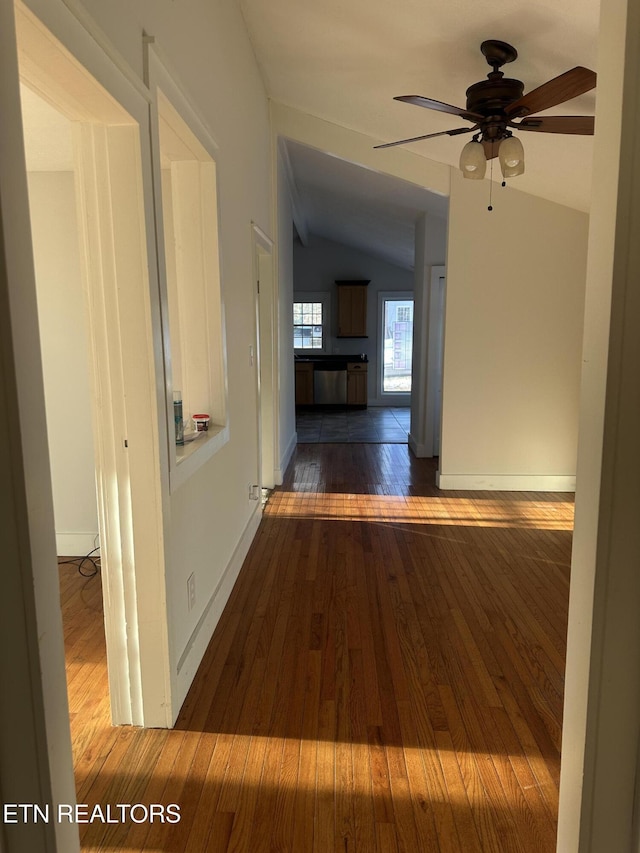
[15,0,171,728]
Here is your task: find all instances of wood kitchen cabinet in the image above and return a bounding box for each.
[295,361,314,405]
[336,280,368,338]
[347,361,368,406]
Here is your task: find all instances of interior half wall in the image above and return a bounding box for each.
[438,171,589,492]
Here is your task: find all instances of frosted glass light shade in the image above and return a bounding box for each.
[459,140,486,180]
[499,135,525,177]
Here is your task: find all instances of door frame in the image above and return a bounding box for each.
[252,222,278,488]
[15,0,172,727]
[426,266,445,457]
[377,290,414,407]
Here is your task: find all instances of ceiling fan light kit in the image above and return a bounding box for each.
[498,134,525,177]
[459,139,486,179]
[376,39,596,206]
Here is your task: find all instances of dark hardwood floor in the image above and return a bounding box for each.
[61,443,573,852]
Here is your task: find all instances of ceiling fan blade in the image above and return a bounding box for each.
[507,67,596,118]
[511,115,595,135]
[374,126,477,150]
[395,95,483,123]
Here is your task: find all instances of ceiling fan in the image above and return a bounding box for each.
[375,40,596,182]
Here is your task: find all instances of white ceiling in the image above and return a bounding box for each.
[18,2,602,271]
[238,0,599,265]
[284,139,447,269]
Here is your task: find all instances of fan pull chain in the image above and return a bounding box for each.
[488,144,494,211]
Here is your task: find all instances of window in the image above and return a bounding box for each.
[294,301,324,350]
[381,297,414,393]
[155,88,228,480]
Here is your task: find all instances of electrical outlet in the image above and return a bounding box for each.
[187,572,196,611]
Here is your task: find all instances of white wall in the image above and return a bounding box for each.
[138,0,273,708]
[28,171,98,556]
[438,171,589,491]
[293,235,417,404]
[20,0,274,714]
[558,0,637,846]
[276,143,296,476]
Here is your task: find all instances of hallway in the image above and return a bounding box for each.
[62,442,572,852]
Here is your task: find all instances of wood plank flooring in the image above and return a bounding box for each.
[61,443,574,852]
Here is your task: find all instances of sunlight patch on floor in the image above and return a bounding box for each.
[268,492,574,531]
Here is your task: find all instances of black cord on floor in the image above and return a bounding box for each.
[58,545,101,578]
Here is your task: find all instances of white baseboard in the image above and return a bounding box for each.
[275,429,297,484]
[56,532,99,556]
[408,433,432,458]
[436,472,576,492]
[173,501,263,717]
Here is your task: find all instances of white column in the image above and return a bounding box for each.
[409,213,446,457]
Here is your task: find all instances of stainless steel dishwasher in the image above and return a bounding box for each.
[313,362,347,404]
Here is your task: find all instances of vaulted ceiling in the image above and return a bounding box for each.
[239,0,600,264]
[283,139,447,269]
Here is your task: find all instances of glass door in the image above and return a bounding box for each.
[382,297,414,394]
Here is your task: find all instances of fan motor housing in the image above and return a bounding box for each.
[466,77,524,116]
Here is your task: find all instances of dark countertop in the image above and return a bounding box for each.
[295,353,368,364]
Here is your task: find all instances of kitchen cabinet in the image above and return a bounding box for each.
[295,361,314,405]
[336,280,368,338]
[347,361,368,406]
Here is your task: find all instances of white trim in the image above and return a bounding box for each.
[17,1,173,729]
[144,37,219,153]
[278,137,309,246]
[276,429,297,485]
[408,433,429,458]
[251,221,273,251]
[377,290,414,400]
[436,472,576,492]
[426,267,446,457]
[55,532,99,556]
[293,291,331,353]
[20,0,149,114]
[146,43,230,497]
[252,222,278,490]
[0,3,79,848]
[26,0,152,102]
[174,501,263,717]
